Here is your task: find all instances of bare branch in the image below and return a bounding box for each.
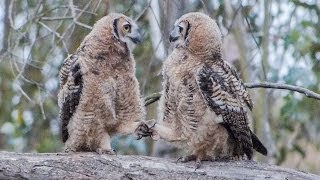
[74,20,93,30]
[40,16,74,21]
[200,0,209,15]
[144,82,320,106]
[38,87,47,120]
[135,0,151,21]
[68,0,93,30]
[144,92,161,106]
[38,21,63,39]
[8,0,15,29]
[245,82,320,100]
[93,0,103,13]
[74,7,97,16]
[123,0,136,14]
[15,82,35,104]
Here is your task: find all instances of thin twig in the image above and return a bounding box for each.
[74,20,93,30]
[15,82,35,104]
[142,37,163,95]
[38,21,63,39]
[144,82,320,106]
[200,0,209,15]
[68,0,93,30]
[93,0,103,13]
[144,92,162,106]
[74,7,97,16]
[225,5,242,36]
[245,82,320,100]
[135,0,151,21]
[38,87,47,120]
[40,16,74,21]
[123,0,136,14]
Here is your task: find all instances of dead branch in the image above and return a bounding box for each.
[144,81,320,106]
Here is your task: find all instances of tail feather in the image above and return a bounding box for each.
[220,122,268,157]
[250,130,268,156]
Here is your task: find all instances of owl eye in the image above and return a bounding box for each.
[178,26,183,33]
[123,24,131,32]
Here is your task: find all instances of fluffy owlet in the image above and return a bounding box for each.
[58,13,150,154]
[151,12,267,168]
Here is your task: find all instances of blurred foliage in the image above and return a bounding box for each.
[0,0,319,174]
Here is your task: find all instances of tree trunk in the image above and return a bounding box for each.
[0,152,318,179]
[159,0,186,55]
[151,0,187,158]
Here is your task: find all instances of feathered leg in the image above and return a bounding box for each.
[96,132,116,155]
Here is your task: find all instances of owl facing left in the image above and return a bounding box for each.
[58,13,150,154]
[147,12,267,168]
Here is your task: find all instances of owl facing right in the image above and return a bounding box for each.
[151,12,267,168]
[58,13,150,154]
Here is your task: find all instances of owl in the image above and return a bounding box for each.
[151,12,267,168]
[58,13,151,154]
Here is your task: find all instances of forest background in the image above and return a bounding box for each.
[0,0,319,174]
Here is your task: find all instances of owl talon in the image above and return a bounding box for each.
[176,155,204,169]
[96,148,116,155]
[136,135,142,140]
[145,119,156,129]
[179,154,197,162]
[176,156,183,163]
[134,122,153,139]
[64,147,76,153]
[214,155,232,161]
[194,159,202,170]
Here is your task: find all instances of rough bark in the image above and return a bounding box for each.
[0,152,318,180]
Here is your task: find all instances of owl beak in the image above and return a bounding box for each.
[129,29,143,44]
[169,28,179,42]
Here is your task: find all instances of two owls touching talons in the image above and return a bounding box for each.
[58,12,267,168]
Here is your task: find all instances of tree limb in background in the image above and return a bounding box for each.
[144,81,320,106]
[135,0,151,21]
[245,82,320,100]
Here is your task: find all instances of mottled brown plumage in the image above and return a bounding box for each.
[58,13,148,153]
[153,12,267,168]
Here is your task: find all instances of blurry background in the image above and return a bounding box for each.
[0,0,319,174]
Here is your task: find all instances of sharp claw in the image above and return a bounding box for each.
[134,121,155,139]
[176,156,183,164]
[64,147,76,153]
[195,160,202,170]
[136,135,142,140]
[112,149,117,155]
[96,148,116,155]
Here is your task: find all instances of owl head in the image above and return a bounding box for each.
[92,13,142,51]
[169,12,222,56]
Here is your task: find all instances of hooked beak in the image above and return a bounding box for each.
[169,27,180,42]
[129,29,143,44]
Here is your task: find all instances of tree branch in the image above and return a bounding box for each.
[0,152,318,179]
[245,82,320,100]
[144,81,320,106]
[135,0,151,21]
[40,16,74,21]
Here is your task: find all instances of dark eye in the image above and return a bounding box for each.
[123,24,131,32]
[178,26,183,33]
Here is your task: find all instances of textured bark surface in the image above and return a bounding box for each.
[0,152,318,180]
